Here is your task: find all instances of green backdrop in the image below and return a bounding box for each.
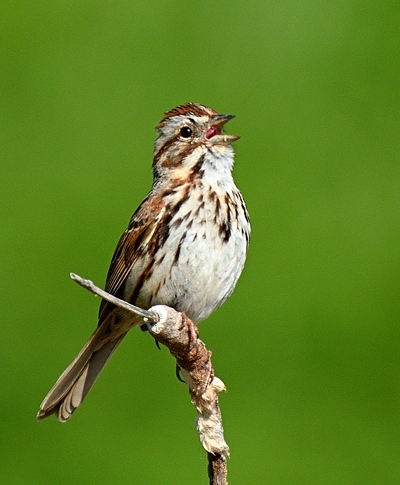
[2,1,399,483]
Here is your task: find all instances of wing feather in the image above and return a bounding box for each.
[98,195,165,321]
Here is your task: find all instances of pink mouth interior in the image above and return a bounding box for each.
[205,125,222,139]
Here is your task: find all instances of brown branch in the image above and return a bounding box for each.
[208,453,228,485]
[70,273,159,322]
[71,273,229,484]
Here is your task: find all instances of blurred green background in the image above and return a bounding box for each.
[1,1,399,483]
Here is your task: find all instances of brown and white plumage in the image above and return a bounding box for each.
[37,103,250,422]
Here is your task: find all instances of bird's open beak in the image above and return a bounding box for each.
[205,114,240,144]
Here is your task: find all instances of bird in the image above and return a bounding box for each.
[37,103,250,422]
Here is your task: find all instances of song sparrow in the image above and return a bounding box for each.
[37,103,250,422]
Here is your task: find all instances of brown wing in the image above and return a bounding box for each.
[98,193,165,322]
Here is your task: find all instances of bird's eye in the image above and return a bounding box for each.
[180,126,193,138]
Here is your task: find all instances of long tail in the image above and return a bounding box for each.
[37,315,129,422]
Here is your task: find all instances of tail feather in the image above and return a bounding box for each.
[37,315,128,422]
[56,337,125,421]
